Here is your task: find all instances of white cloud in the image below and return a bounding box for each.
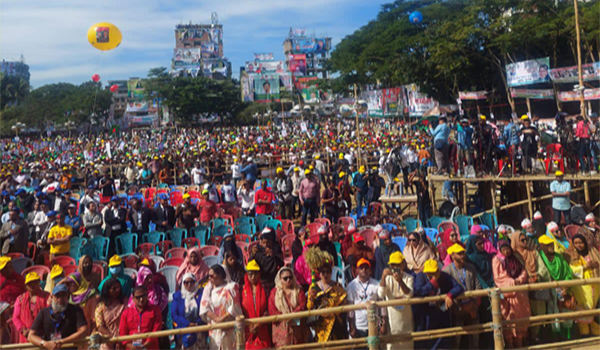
[0,0,387,87]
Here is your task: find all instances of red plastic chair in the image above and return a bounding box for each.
[280,219,295,236]
[248,241,260,255]
[51,256,76,267]
[199,245,220,257]
[315,218,331,227]
[123,255,139,268]
[165,247,187,259]
[544,143,565,175]
[170,192,183,207]
[226,207,242,221]
[187,190,201,199]
[235,234,251,243]
[304,223,324,236]
[360,229,377,249]
[368,202,383,218]
[281,234,296,266]
[338,216,356,230]
[182,237,200,249]
[27,242,37,259]
[236,241,249,253]
[308,234,321,245]
[162,257,184,267]
[21,265,51,279]
[210,236,223,247]
[6,252,24,260]
[92,263,105,281]
[564,225,580,240]
[137,243,156,256]
[156,241,174,256]
[62,265,78,276]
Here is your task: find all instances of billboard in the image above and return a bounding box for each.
[200,42,219,58]
[202,59,228,76]
[506,57,551,87]
[126,101,148,113]
[127,78,145,100]
[404,84,438,117]
[254,75,280,102]
[173,48,201,67]
[510,88,555,100]
[363,90,383,117]
[289,54,306,76]
[128,114,158,127]
[291,38,328,54]
[240,71,254,102]
[177,26,222,44]
[549,62,600,83]
[246,61,284,74]
[289,28,306,38]
[382,88,402,116]
[557,88,600,102]
[459,91,487,100]
[254,53,273,61]
[279,73,293,91]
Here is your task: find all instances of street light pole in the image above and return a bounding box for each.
[573,0,586,118]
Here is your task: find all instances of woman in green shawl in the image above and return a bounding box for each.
[466,235,495,289]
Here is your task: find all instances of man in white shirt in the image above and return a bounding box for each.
[79,186,99,215]
[231,157,242,189]
[237,181,255,216]
[220,177,237,209]
[191,162,206,186]
[347,258,382,344]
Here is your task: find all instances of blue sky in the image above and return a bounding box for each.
[0,0,390,88]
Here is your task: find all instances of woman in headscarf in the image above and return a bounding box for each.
[78,255,101,290]
[492,240,530,348]
[217,230,244,266]
[268,267,309,347]
[374,229,400,280]
[129,265,168,312]
[64,271,99,333]
[466,235,495,289]
[13,272,50,343]
[403,232,436,273]
[138,258,170,295]
[294,238,316,291]
[564,234,600,336]
[172,273,206,350]
[200,265,243,350]
[471,224,497,254]
[241,260,272,349]
[95,278,126,350]
[222,250,245,286]
[176,247,210,288]
[437,227,462,267]
[44,264,64,294]
[546,221,568,253]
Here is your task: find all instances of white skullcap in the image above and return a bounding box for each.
[521,219,532,229]
[533,211,543,220]
[547,222,559,232]
[373,224,383,233]
[585,213,595,222]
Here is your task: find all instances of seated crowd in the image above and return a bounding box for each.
[0,164,599,350]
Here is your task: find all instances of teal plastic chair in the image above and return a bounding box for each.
[235,222,255,236]
[210,218,227,231]
[333,242,343,267]
[143,231,166,245]
[402,218,422,233]
[167,228,188,248]
[381,223,398,232]
[91,236,109,261]
[427,216,446,230]
[479,212,498,230]
[213,225,233,239]
[69,237,86,261]
[453,215,474,239]
[116,233,138,255]
[262,219,282,232]
[191,225,210,246]
[235,216,255,227]
[255,215,273,232]
[80,242,99,261]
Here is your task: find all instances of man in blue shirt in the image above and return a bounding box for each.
[550,170,571,225]
[452,118,474,176]
[64,203,82,236]
[503,118,521,176]
[429,117,451,175]
[241,157,258,189]
[353,165,369,218]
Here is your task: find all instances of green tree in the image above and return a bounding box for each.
[1,74,30,109]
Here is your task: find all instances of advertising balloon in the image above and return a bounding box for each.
[92,74,101,82]
[110,84,119,93]
[87,22,122,51]
[409,11,423,24]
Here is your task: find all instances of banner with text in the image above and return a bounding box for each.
[404,84,438,117]
[510,88,555,99]
[240,71,254,102]
[289,54,307,76]
[506,57,551,87]
[557,88,600,102]
[254,75,280,102]
[173,48,202,67]
[459,91,488,100]
[549,62,600,83]
[291,38,327,54]
[127,78,145,100]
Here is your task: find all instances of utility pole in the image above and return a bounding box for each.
[573,0,587,118]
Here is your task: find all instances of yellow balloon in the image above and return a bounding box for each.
[87,22,122,51]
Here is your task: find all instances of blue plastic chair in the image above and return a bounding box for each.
[235,216,255,227]
[167,228,188,248]
[479,212,498,230]
[262,219,282,232]
[427,216,446,231]
[80,242,99,261]
[143,231,166,245]
[333,242,343,267]
[69,237,87,261]
[91,236,109,261]
[116,233,138,255]
[191,225,211,246]
[381,223,398,232]
[255,215,273,232]
[392,236,408,252]
[148,222,156,233]
[213,225,233,240]
[210,218,227,232]
[332,266,345,287]
[235,222,255,236]
[423,228,438,245]
[402,218,422,233]
[203,256,219,267]
[453,215,474,239]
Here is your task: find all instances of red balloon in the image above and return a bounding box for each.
[110,84,119,93]
[92,74,101,82]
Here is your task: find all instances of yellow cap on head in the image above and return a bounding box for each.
[183,193,191,199]
[304,169,311,175]
[0,256,11,270]
[339,153,344,159]
[479,115,486,120]
[276,167,284,174]
[339,172,346,178]
[555,170,564,176]
[447,243,466,256]
[25,272,41,284]
[538,235,554,245]
[109,255,122,267]
[388,251,405,265]
[246,260,260,271]
[140,258,150,266]
[423,259,439,273]
[520,115,529,120]
[50,265,64,279]
[359,165,366,174]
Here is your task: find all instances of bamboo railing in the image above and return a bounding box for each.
[2,277,598,350]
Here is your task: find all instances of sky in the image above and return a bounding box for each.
[0,0,391,88]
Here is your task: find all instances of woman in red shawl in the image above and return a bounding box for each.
[13,272,50,343]
[176,247,210,289]
[437,227,463,267]
[241,260,272,349]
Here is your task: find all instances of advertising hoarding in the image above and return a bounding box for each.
[506,57,551,87]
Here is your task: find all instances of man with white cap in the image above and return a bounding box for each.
[585,213,597,233]
[550,170,571,226]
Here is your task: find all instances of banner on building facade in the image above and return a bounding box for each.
[458,91,488,100]
[291,38,327,54]
[506,57,551,87]
[549,62,600,83]
[404,84,438,117]
[510,88,555,99]
[173,48,202,67]
[240,71,254,102]
[289,28,306,38]
[254,53,274,61]
[254,75,280,102]
[557,88,600,102]
[127,78,145,100]
[289,54,307,76]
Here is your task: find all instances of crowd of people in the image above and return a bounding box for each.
[0,115,598,350]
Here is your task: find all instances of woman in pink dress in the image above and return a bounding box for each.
[268,267,309,347]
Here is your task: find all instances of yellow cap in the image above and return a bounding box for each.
[25,272,41,284]
[372,166,377,171]
[276,167,284,174]
[62,166,68,171]
[309,165,314,170]
[246,259,260,271]
[140,258,150,266]
[423,259,439,273]
[304,169,311,175]
[314,154,320,160]
[538,235,554,245]
[359,165,366,174]
[50,265,64,279]
[520,115,529,120]
[0,256,11,270]
[339,153,344,159]
[555,170,564,176]
[294,167,299,172]
[479,115,486,120]
[339,172,346,178]
[109,255,122,267]
[447,243,466,256]
[183,193,191,199]
[393,177,400,182]
[137,162,143,167]
[388,251,405,265]
[202,189,209,195]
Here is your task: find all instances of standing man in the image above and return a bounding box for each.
[275,168,294,220]
[353,166,369,218]
[520,116,540,174]
[83,202,103,238]
[47,213,72,259]
[575,116,593,174]
[98,169,116,204]
[550,170,571,226]
[128,199,152,234]
[347,258,381,346]
[299,169,320,226]
[175,194,199,231]
[254,179,276,217]
[429,117,451,175]
[152,194,175,232]
[231,157,242,190]
[503,117,521,175]
[455,118,474,177]
[241,157,258,189]
[0,207,29,255]
[104,197,128,257]
[65,203,82,236]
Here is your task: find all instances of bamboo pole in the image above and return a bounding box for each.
[514,336,600,350]
[490,182,498,221]
[490,288,505,350]
[573,0,587,118]
[525,181,533,219]
[462,182,468,213]
[584,180,590,207]
[235,316,245,350]
[367,301,378,350]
